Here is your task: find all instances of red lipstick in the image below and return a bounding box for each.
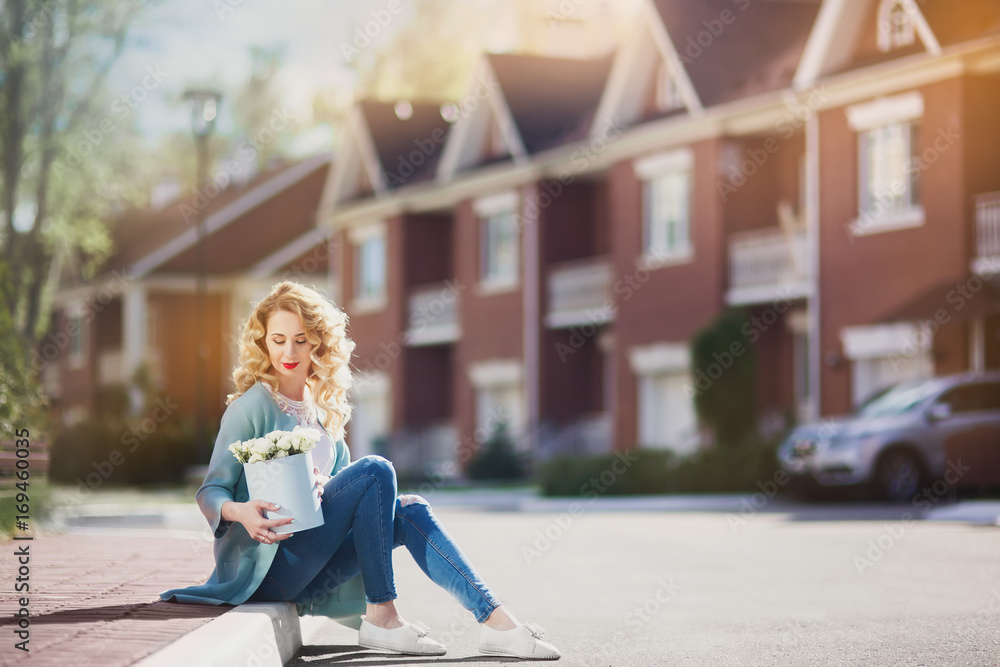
[282,362,299,370]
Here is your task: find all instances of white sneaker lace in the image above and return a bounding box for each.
[408,621,432,638]
[523,622,546,639]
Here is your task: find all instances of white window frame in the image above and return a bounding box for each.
[469,359,526,451]
[349,222,387,313]
[847,92,924,236]
[628,342,698,454]
[474,191,520,293]
[841,321,934,407]
[635,148,694,269]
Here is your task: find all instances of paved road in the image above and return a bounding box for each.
[287,502,1000,667]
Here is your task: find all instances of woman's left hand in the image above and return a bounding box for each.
[313,466,332,499]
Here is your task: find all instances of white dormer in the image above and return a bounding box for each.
[877,0,916,52]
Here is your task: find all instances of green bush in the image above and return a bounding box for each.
[466,422,526,481]
[0,477,54,537]
[691,308,758,447]
[538,440,780,497]
[49,415,197,488]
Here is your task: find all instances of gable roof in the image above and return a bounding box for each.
[437,52,612,180]
[590,0,702,135]
[321,105,387,206]
[794,0,1000,89]
[651,0,822,106]
[359,99,453,191]
[322,99,454,206]
[592,0,820,134]
[488,53,613,154]
[105,154,331,280]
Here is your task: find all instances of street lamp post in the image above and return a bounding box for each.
[183,89,221,465]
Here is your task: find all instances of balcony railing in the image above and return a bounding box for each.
[406,281,460,346]
[545,257,614,328]
[727,227,810,305]
[973,192,1000,275]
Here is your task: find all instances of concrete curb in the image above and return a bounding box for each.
[923,500,1000,526]
[135,603,302,667]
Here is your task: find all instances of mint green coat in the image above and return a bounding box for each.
[159,381,367,620]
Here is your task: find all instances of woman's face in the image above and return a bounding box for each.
[265,309,314,387]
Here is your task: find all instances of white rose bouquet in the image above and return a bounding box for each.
[228,425,323,464]
[229,425,326,533]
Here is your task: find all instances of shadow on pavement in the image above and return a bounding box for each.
[295,644,511,665]
[0,601,228,625]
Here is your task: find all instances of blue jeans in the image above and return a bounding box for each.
[247,455,502,623]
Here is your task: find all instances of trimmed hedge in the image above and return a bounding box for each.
[49,416,197,487]
[538,441,780,497]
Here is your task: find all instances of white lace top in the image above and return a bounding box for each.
[263,383,335,475]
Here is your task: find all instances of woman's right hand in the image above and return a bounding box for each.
[223,500,295,545]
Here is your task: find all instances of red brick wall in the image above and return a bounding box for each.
[453,197,526,457]
[342,216,407,431]
[608,138,728,448]
[817,78,970,415]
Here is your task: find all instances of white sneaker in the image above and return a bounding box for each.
[358,616,447,655]
[479,622,561,660]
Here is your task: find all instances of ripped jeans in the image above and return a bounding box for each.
[246,455,502,623]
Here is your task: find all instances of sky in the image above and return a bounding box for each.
[106,0,642,156]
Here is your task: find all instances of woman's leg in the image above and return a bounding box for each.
[294,495,502,623]
[247,455,398,605]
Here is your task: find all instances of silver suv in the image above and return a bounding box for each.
[777,372,1000,501]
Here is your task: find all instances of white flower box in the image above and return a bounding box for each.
[243,449,325,534]
[230,426,327,534]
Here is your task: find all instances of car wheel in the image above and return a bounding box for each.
[875,450,923,502]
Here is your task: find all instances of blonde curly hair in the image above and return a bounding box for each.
[228,281,355,440]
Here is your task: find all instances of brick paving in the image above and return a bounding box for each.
[0,532,227,666]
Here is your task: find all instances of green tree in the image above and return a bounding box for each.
[0,0,151,433]
[690,308,758,447]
